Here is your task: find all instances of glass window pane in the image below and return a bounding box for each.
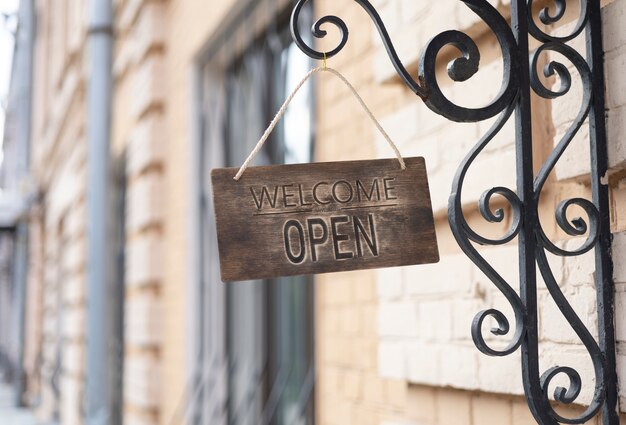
[198,3,315,425]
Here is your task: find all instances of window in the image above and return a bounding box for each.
[194,3,315,425]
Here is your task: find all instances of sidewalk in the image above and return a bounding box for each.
[0,381,40,425]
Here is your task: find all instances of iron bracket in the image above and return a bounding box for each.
[290,1,619,423]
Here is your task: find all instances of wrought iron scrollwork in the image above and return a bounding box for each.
[451,102,526,358]
[290,0,618,424]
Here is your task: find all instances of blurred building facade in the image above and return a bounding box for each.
[1,0,626,425]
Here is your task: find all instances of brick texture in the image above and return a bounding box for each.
[25,0,626,425]
[115,1,168,424]
[366,0,626,422]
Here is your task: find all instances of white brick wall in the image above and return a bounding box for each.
[405,342,441,386]
[376,0,626,189]
[612,232,626,283]
[119,3,168,421]
[379,248,487,389]
[125,232,163,287]
[378,341,406,379]
[538,285,598,344]
[61,306,86,340]
[132,2,166,63]
[63,273,85,305]
[549,0,626,175]
[373,0,510,84]
[125,293,163,347]
[404,253,474,296]
[378,301,419,338]
[398,0,430,26]
[478,351,523,395]
[127,115,165,178]
[124,416,158,425]
[63,238,86,274]
[62,341,85,376]
[605,0,626,405]
[617,348,626,410]
[60,376,82,425]
[380,226,626,405]
[67,0,85,56]
[374,0,626,411]
[65,202,86,241]
[378,233,625,405]
[127,173,164,234]
[375,60,516,213]
[124,356,161,408]
[615,287,626,342]
[377,267,404,299]
[131,54,165,119]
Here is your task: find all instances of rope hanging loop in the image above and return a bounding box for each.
[234,66,406,181]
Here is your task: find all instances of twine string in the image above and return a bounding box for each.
[233,66,406,181]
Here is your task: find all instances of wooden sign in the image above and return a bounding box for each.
[211,157,439,282]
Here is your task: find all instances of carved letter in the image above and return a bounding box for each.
[332,181,354,204]
[354,214,378,257]
[250,186,280,209]
[284,220,306,264]
[356,179,381,202]
[313,182,331,205]
[307,218,329,262]
[331,216,354,260]
[282,184,297,207]
[298,184,313,206]
[383,178,398,200]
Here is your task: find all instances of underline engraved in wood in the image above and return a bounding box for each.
[211,157,439,282]
[340,204,399,211]
[254,209,315,217]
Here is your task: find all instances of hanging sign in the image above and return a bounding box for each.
[211,157,439,282]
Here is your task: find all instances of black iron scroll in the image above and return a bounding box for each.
[290,1,618,424]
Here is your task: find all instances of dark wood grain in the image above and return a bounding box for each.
[211,157,439,282]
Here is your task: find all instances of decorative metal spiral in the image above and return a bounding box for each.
[539,363,603,424]
[528,0,589,43]
[419,0,519,122]
[291,0,519,121]
[531,41,599,258]
[536,244,605,423]
[448,101,526,356]
[289,0,615,423]
[291,0,425,96]
[527,3,605,422]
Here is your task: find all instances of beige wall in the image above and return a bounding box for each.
[314,0,626,424]
[312,1,413,422]
[113,0,166,423]
[114,0,245,423]
[21,0,626,424]
[28,0,89,422]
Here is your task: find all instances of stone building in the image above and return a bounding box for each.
[0,0,625,424]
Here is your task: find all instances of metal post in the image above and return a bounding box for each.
[85,0,113,423]
[509,1,548,423]
[587,1,619,422]
[11,223,27,406]
[11,0,35,407]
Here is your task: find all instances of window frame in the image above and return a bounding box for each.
[187,2,316,424]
